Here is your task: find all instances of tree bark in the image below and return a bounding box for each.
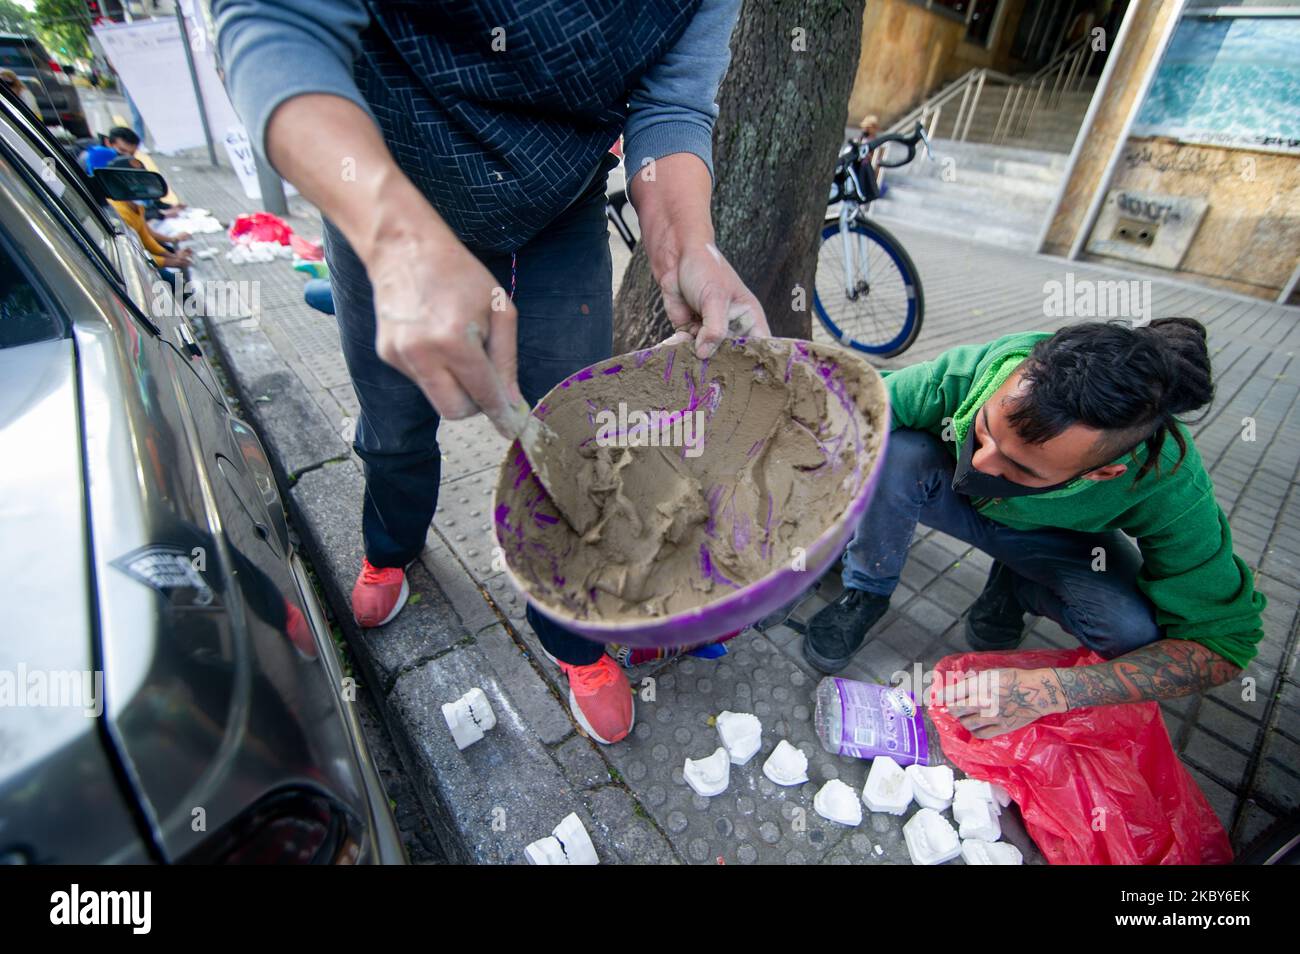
[615,0,866,352]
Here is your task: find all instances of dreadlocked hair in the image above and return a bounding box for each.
[1005,318,1214,481]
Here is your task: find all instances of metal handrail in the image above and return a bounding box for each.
[883,36,1101,147]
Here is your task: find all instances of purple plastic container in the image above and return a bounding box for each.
[492,337,890,649]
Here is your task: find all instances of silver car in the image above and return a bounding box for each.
[0,88,404,863]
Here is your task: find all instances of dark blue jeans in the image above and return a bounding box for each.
[326,181,614,665]
[843,429,1161,659]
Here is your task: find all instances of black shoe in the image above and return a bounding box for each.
[964,561,1028,651]
[802,588,891,674]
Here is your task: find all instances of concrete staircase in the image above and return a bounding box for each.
[961,83,1096,153]
[869,138,1068,251]
[867,80,1094,251]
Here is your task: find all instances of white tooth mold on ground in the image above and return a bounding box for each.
[524,812,600,865]
[814,779,864,827]
[990,782,1012,809]
[715,711,762,766]
[903,808,962,865]
[441,687,497,750]
[905,763,954,811]
[762,740,809,786]
[954,778,1000,807]
[683,747,732,797]
[862,755,913,815]
[953,783,1003,842]
[961,840,1023,865]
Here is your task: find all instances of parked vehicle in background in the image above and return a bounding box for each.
[0,33,90,138]
[0,86,404,864]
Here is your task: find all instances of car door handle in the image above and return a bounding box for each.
[175,323,202,358]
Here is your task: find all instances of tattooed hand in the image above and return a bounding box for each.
[945,668,1067,739]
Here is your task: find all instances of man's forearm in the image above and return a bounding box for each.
[265,93,454,262]
[628,152,714,281]
[1052,639,1241,709]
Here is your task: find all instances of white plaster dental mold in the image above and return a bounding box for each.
[961,839,1023,865]
[715,711,762,765]
[905,763,954,812]
[683,747,731,797]
[524,812,599,865]
[954,778,1001,811]
[954,790,1003,842]
[813,779,863,827]
[762,740,809,786]
[903,808,961,865]
[441,687,497,750]
[862,755,913,815]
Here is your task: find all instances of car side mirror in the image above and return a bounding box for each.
[93,166,168,201]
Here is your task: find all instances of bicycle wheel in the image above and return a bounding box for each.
[813,217,923,358]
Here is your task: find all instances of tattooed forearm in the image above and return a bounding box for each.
[1052,640,1240,710]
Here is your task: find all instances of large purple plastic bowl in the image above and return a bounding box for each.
[492,337,890,649]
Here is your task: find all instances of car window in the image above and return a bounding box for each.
[0,116,117,267]
[0,44,37,71]
[0,242,60,348]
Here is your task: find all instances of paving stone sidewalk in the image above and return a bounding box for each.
[155,142,1298,864]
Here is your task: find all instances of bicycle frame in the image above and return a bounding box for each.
[837,200,870,302]
[830,123,932,302]
[835,155,874,301]
[606,188,637,251]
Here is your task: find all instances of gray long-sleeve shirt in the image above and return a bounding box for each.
[213,0,740,187]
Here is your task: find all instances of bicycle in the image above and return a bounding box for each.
[815,122,931,358]
[604,124,930,358]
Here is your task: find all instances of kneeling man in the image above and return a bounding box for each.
[804,319,1266,737]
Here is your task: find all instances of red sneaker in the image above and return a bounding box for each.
[351,557,409,628]
[553,654,634,745]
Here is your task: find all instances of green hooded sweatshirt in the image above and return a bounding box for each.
[881,331,1265,669]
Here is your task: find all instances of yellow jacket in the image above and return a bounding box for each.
[110,199,168,267]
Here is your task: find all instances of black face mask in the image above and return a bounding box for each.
[951,421,1084,499]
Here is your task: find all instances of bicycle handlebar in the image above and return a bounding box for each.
[861,122,932,168]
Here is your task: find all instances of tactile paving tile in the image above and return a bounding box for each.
[272,309,353,389]
[329,384,361,422]
[482,572,527,622]
[438,416,510,484]
[512,617,1044,865]
[597,633,874,864]
[434,470,500,580]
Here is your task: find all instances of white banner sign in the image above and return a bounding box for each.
[94,12,294,201]
[92,19,204,154]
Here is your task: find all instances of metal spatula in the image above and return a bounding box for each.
[498,399,591,533]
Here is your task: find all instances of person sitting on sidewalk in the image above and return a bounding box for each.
[215,0,767,745]
[804,319,1265,738]
[0,69,41,120]
[106,125,142,158]
[303,278,334,315]
[106,126,185,220]
[103,155,193,283]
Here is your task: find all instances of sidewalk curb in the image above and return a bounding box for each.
[199,293,672,864]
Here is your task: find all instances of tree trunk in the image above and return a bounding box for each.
[615,0,865,352]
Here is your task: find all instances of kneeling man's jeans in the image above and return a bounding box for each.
[842,429,1160,659]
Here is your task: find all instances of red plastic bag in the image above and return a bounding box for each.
[228,211,293,246]
[289,233,324,261]
[931,647,1233,865]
